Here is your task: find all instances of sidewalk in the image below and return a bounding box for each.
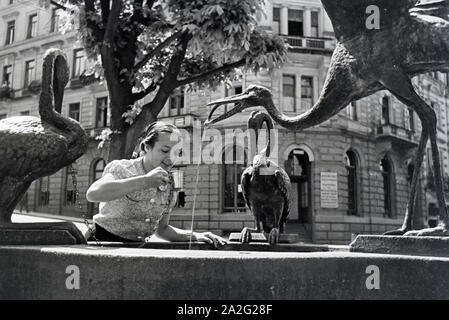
[11,210,91,237]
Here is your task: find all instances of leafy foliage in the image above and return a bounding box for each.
[62,0,287,97]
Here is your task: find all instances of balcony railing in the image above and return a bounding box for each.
[159,113,201,128]
[376,123,418,148]
[284,36,335,53]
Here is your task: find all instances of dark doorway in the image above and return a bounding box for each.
[285,149,311,223]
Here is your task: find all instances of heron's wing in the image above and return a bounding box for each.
[0,118,66,179]
[241,166,253,212]
[275,168,291,224]
[321,0,416,41]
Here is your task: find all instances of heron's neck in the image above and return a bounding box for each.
[262,100,313,131]
[38,55,86,146]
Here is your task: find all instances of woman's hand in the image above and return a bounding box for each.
[142,167,170,189]
[194,232,227,247]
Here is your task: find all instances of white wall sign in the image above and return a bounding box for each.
[321,172,338,208]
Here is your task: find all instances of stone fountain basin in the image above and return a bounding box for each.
[1,242,449,299]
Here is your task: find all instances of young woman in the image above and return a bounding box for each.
[86,122,226,247]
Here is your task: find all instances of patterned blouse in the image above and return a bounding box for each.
[93,158,174,241]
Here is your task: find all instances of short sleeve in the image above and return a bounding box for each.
[102,160,127,180]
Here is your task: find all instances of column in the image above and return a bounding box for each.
[280,6,288,36]
[304,8,312,38]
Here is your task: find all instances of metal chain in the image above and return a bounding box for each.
[68,164,101,246]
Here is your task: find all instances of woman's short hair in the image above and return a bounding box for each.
[132,122,181,158]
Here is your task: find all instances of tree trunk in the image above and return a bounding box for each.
[106,84,134,161]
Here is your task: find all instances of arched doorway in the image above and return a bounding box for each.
[285,149,312,224]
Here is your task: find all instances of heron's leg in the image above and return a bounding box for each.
[384,126,429,235]
[267,228,280,245]
[380,71,448,236]
[240,219,261,243]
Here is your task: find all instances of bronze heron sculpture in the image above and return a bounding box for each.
[0,49,88,244]
[238,111,291,244]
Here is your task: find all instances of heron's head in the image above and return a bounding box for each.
[252,153,269,169]
[205,85,273,127]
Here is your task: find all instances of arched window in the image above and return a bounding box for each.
[222,144,247,213]
[89,159,106,215]
[346,150,358,216]
[380,156,394,218]
[93,159,106,182]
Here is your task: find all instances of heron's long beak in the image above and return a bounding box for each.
[205,91,252,127]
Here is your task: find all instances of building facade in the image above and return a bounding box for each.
[2,0,449,244]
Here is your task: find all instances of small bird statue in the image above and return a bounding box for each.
[0,49,88,244]
[227,109,291,244]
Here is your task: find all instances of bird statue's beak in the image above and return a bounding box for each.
[205,91,252,127]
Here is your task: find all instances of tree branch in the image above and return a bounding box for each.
[132,82,159,101]
[133,30,183,72]
[148,34,191,116]
[50,0,68,11]
[176,59,246,87]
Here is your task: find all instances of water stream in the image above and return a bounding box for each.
[188,123,210,249]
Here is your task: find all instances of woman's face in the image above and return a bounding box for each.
[144,131,180,171]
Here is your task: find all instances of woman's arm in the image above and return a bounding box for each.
[86,166,170,202]
[86,173,148,202]
[156,214,226,246]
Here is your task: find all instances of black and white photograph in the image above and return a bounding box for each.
[1,0,449,304]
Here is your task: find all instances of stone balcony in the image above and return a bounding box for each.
[375,123,418,149]
[284,36,336,55]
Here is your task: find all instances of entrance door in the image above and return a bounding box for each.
[285,149,311,224]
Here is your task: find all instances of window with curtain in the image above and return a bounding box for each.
[27,14,37,39]
[301,76,314,110]
[96,97,108,128]
[73,49,86,77]
[69,103,80,122]
[408,108,415,131]
[288,9,303,37]
[283,75,296,112]
[50,8,61,33]
[311,11,319,37]
[273,7,280,34]
[5,20,15,45]
[347,101,358,121]
[24,60,35,87]
[169,87,185,116]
